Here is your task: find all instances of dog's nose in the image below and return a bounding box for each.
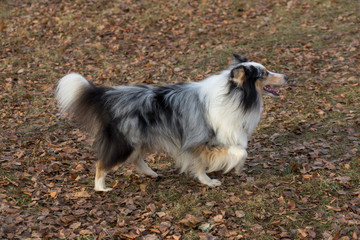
[284,75,289,81]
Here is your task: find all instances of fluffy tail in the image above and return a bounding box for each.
[56,73,133,168]
[56,73,90,114]
[56,73,102,135]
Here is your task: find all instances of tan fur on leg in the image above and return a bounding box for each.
[94,161,112,192]
[193,145,247,174]
[194,145,229,173]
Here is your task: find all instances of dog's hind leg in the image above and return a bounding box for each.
[93,133,135,192]
[135,159,158,178]
[94,161,113,192]
[127,147,158,178]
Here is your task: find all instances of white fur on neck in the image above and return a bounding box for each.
[198,70,263,148]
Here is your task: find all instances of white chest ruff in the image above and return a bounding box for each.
[209,105,262,148]
[198,72,264,148]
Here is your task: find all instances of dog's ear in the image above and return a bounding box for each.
[233,54,248,63]
[230,66,246,84]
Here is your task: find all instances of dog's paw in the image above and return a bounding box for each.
[148,172,158,178]
[144,169,158,178]
[198,174,222,187]
[204,179,222,187]
[211,179,222,187]
[94,187,113,192]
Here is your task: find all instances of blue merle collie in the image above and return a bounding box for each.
[56,54,288,191]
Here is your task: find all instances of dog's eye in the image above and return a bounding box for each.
[264,71,269,77]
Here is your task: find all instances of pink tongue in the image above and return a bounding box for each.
[264,85,279,95]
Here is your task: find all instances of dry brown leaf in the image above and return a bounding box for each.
[298,228,307,238]
[326,205,341,212]
[50,191,57,198]
[122,231,140,239]
[74,190,91,198]
[147,203,156,213]
[235,210,245,218]
[140,184,147,192]
[178,214,203,228]
[70,222,81,230]
[212,214,223,223]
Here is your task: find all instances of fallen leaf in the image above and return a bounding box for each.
[122,231,140,239]
[235,210,245,218]
[156,212,166,217]
[335,176,351,184]
[179,214,203,228]
[147,203,156,213]
[50,191,57,198]
[74,190,91,198]
[278,196,285,205]
[143,234,159,240]
[171,233,181,240]
[79,229,92,235]
[212,214,223,223]
[198,222,214,233]
[70,222,81,230]
[302,174,313,179]
[298,228,307,238]
[140,184,147,192]
[202,210,213,215]
[270,220,281,225]
[287,201,296,210]
[75,164,85,171]
[326,205,341,212]
[244,190,253,195]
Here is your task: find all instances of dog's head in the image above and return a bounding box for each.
[230,54,288,98]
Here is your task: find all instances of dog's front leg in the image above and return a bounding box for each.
[195,166,222,187]
[231,146,248,175]
[193,145,247,185]
[191,145,233,187]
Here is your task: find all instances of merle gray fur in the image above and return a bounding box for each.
[73,82,215,170]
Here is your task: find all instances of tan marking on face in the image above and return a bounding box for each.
[258,69,286,87]
[232,67,246,84]
[255,80,264,96]
[265,74,286,85]
[256,69,287,95]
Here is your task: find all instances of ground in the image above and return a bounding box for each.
[0,0,359,239]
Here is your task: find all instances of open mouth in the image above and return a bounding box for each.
[263,85,279,96]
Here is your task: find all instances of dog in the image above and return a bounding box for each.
[56,54,288,191]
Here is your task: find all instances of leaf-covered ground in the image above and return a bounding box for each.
[0,0,359,239]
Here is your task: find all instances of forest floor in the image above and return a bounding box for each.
[0,0,359,239]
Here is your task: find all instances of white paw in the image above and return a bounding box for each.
[94,187,113,192]
[205,179,222,187]
[211,179,222,187]
[148,172,158,178]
